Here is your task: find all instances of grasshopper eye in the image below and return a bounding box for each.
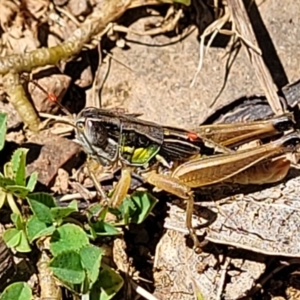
[85,119,108,148]
[76,121,85,132]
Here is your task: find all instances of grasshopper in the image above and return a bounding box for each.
[28,78,298,250]
[75,107,294,165]
[74,107,299,251]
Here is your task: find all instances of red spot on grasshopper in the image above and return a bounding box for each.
[47,93,58,103]
[187,132,199,141]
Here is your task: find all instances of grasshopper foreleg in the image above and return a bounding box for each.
[109,167,132,208]
[86,157,110,205]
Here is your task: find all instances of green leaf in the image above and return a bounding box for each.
[68,200,78,210]
[0,113,7,152]
[120,191,158,224]
[4,225,31,253]
[0,177,16,188]
[11,213,24,230]
[87,203,107,222]
[0,282,32,300]
[90,264,124,300]
[89,226,97,240]
[50,224,89,256]
[118,197,136,224]
[3,162,13,179]
[26,172,38,192]
[49,251,85,285]
[6,186,30,198]
[11,149,28,186]
[26,215,56,242]
[80,245,103,285]
[0,191,6,209]
[6,193,21,215]
[3,229,21,248]
[89,221,121,237]
[16,231,31,253]
[27,193,56,224]
[50,201,78,223]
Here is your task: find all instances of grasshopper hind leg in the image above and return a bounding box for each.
[185,191,208,253]
[144,171,207,252]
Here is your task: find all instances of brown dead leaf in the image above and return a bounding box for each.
[23,0,49,20]
[51,168,70,193]
[6,130,26,144]
[0,0,19,31]
[2,28,40,54]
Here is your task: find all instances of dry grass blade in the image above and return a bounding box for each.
[190,3,231,87]
[226,0,284,115]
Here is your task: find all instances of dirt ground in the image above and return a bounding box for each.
[1,0,300,299]
[101,0,300,127]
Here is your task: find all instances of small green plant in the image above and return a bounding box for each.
[0,147,38,214]
[0,147,124,298]
[0,282,32,300]
[0,147,38,253]
[87,191,158,239]
[0,113,6,151]
[0,112,159,299]
[0,113,37,252]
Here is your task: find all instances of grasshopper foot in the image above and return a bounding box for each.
[188,227,208,254]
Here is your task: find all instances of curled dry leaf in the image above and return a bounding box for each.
[23,0,50,20]
[0,0,19,31]
[2,28,40,55]
[51,168,70,194]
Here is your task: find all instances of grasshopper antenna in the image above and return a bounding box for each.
[26,77,73,119]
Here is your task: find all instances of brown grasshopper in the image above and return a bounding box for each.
[27,78,298,250]
[74,107,299,251]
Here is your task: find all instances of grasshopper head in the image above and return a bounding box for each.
[75,108,119,166]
